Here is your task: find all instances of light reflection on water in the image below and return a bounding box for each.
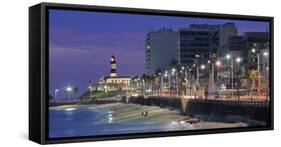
[49,106,193,138]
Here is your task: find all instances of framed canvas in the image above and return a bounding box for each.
[29,2,274,144]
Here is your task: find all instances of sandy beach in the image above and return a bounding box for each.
[50,102,248,138]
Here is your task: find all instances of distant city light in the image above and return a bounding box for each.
[208,60,211,64]
[181,66,185,70]
[263,52,268,56]
[147,45,150,49]
[172,68,176,72]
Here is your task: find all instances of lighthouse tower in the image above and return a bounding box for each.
[110,55,117,77]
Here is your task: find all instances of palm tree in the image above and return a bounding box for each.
[73,87,79,99]
[130,76,139,92]
[49,94,53,101]
[141,74,147,95]
[154,68,162,96]
[169,59,181,96]
[249,69,258,100]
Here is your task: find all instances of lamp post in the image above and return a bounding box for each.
[263,51,269,99]
[183,66,188,96]
[159,72,162,96]
[54,89,59,102]
[164,70,170,96]
[235,57,242,101]
[66,86,73,100]
[226,54,234,98]
[104,85,108,97]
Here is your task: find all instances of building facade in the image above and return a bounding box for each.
[145,28,178,75]
[178,24,219,66]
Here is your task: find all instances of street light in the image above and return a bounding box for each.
[226,53,234,98]
[226,54,231,60]
[236,57,241,63]
[200,64,205,70]
[251,48,256,53]
[55,89,59,101]
[65,86,73,100]
[263,52,268,56]
[216,61,221,66]
[66,86,72,92]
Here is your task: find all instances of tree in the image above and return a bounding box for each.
[73,87,79,94]
[49,94,53,101]
[249,69,258,100]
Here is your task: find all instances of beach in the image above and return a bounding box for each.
[49,103,248,138]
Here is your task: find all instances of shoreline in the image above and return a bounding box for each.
[50,102,252,130]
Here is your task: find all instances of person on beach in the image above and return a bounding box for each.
[144,111,148,117]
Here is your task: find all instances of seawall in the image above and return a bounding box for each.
[121,96,270,122]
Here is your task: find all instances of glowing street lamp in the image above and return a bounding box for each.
[236,57,241,63]
[66,86,72,92]
[251,48,256,53]
[65,86,73,100]
[200,64,205,70]
[216,61,221,66]
[226,54,231,60]
[225,53,234,97]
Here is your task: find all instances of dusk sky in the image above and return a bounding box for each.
[49,9,269,98]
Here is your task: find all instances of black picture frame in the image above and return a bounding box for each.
[29,2,274,144]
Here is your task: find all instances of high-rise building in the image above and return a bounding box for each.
[218,23,238,56]
[178,24,219,66]
[145,29,178,75]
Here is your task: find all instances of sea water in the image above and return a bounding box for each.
[49,106,194,138]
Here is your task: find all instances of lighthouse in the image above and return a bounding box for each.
[110,55,117,77]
